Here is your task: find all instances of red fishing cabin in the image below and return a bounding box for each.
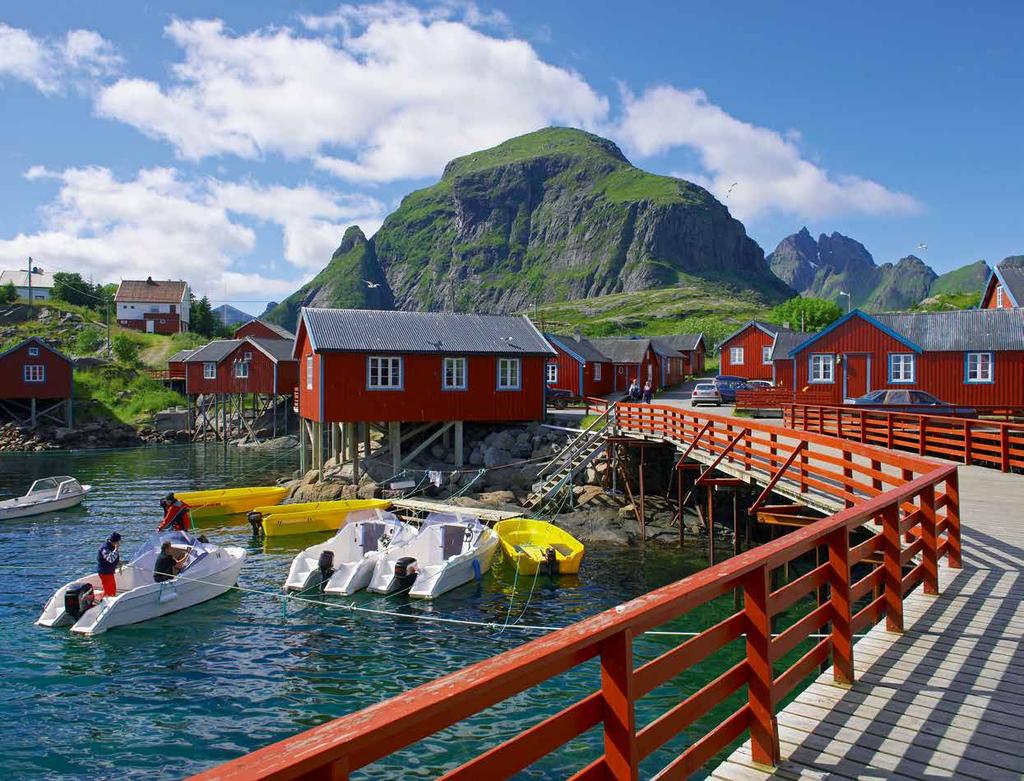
[0,336,73,427]
[718,321,789,381]
[544,333,614,398]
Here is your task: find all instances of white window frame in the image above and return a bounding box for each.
[306,355,313,390]
[203,362,216,380]
[762,345,772,365]
[809,354,834,384]
[965,352,994,384]
[443,357,467,390]
[367,356,402,390]
[996,285,1004,308]
[546,362,558,384]
[497,358,521,390]
[730,346,744,365]
[234,361,249,379]
[593,362,602,381]
[23,364,45,383]
[27,346,39,357]
[888,353,915,384]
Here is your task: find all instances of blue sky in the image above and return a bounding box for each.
[1,1,1020,313]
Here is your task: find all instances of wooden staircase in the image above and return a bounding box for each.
[526,406,615,509]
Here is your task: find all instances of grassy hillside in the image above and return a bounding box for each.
[929,260,989,296]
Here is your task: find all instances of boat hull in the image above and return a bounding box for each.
[494,519,585,576]
[177,487,289,523]
[261,500,391,537]
[369,529,499,599]
[0,488,90,521]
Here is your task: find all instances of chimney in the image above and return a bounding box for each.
[574,329,584,342]
[146,276,155,285]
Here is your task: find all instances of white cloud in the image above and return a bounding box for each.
[615,86,921,221]
[0,23,120,94]
[95,7,607,181]
[0,166,380,299]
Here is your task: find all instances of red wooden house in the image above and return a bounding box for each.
[589,338,661,392]
[656,333,707,376]
[718,321,790,380]
[544,333,614,397]
[771,308,1024,406]
[167,348,197,381]
[651,338,688,386]
[234,319,295,341]
[0,336,73,427]
[184,338,298,397]
[980,259,1024,309]
[115,278,190,334]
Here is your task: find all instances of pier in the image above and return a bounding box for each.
[182,397,1021,780]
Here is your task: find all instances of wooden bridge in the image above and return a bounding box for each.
[188,402,1024,781]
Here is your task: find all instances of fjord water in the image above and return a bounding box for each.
[0,445,742,779]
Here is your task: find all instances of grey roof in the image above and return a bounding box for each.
[301,308,555,355]
[993,259,1024,307]
[250,338,296,363]
[649,338,685,359]
[874,309,1024,351]
[769,330,818,361]
[656,333,706,352]
[183,340,243,363]
[546,333,611,363]
[167,348,198,363]
[588,337,652,364]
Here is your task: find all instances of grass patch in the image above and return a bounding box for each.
[74,366,186,424]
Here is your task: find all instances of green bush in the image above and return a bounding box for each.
[112,333,141,365]
[1,281,17,304]
[73,367,186,424]
[768,297,843,332]
[73,325,104,355]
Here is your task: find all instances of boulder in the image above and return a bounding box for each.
[483,446,512,468]
[474,490,516,506]
[357,482,380,499]
[468,448,484,466]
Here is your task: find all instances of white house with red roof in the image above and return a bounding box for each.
[114,277,190,334]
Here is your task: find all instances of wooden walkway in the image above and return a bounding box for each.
[715,462,1024,780]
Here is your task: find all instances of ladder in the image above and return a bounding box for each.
[527,405,615,509]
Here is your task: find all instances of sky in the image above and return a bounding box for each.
[0,1,1020,313]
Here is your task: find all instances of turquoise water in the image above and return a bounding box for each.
[0,445,748,779]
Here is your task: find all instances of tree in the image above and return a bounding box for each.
[0,281,17,304]
[52,272,98,307]
[190,295,217,337]
[768,297,843,332]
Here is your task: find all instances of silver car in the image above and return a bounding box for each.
[691,382,721,407]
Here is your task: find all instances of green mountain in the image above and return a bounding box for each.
[264,226,391,329]
[268,127,792,324]
[768,228,987,311]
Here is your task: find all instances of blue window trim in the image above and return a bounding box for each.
[964,352,995,384]
[442,356,468,392]
[887,353,915,384]
[789,310,923,356]
[366,355,404,391]
[808,353,835,384]
[496,357,522,391]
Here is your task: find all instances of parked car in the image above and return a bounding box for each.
[746,380,774,389]
[691,382,721,407]
[849,389,977,417]
[545,386,573,409]
[713,375,752,403]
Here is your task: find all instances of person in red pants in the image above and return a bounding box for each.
[97,532,122,598]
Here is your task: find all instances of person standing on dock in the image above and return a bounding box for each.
[97,532,121,598]
[642,381,653,403]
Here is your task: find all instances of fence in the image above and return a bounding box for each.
[192,403,960,781]
[734,388,832,410]
[786,403,1024,473]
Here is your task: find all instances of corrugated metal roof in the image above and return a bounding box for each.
[656,333,705,352]
[874,309,1024,351]
[770,330,818,361]
[167,348,198,363]
[649,338,685,359]
[302,309,555,355]
[0,270,55,289]
[250,338,296,363]
[114,278,188,303]
[589,337,652,364]
[995,260,1024,306]
[184,340,243,363]
[545,333,611,363]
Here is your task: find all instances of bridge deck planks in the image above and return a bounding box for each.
[713,462,1024,780]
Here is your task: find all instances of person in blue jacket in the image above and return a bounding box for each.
[97,532,122,598]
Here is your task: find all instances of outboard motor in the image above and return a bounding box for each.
[64,583,96,620]
[543,546,559,576]
[317,550,335,591]
[247,511,264,538]
[394,557,418,590]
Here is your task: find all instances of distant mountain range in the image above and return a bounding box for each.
[767,227,990,311]
[213,303,256,327]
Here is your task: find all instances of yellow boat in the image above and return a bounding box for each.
[175,486,289,524]
[493,518,585,575]
[256,499,391,538]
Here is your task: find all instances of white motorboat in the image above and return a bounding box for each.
[284,510,418,596]
[37,531,245,635]
[368,512,499,599]
[0,476,91,521]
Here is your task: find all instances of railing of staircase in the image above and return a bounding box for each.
[191,403,960,781]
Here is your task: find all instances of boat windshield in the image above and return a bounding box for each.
[129,530,209,571]
[420,512,485,533]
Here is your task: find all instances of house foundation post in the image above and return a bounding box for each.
[390,422,401,474]
[454,421,464,468]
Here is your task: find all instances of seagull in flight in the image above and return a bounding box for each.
[364,279,380,288]
[917,243,928,251]
[726,182,739,197]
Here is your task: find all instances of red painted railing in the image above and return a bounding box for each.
[786,403,1024,473]
[192,404,960,781]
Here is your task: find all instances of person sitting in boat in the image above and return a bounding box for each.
[97,532,121,598]
[158,493,192,532]
[153,540,184,583]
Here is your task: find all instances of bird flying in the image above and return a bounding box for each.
[364,280,380,288]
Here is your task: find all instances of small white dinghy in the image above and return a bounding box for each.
[368,512,499,599]
[37,531,245,635]
[284,510,418,596]
[0,476,91,521]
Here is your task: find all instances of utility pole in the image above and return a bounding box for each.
[27,257,33,308]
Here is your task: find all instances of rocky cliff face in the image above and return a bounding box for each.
[268,128,792,323]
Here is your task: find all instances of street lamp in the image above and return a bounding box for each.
[838,291,851,314]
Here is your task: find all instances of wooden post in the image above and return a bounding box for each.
[299,419,308,473]
[331,423,340,465]
[706,485,714,565]
[677,464,685,547]
[599,630,639,781]
[744,566,779,767]
[638,446,646,538]
[920,484,939,595]
[65,398,73,428]
[963,420,971,465]
[351,423,360,480]
[1000,424,1010,473]
[880,503,904,633]
[363,423,371,460]
[945,470,962,568]
[390,422,401,474]
[827,528,854,685]
[454,421,464,468]
[733,493,740,611]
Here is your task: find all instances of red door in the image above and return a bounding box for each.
[844,354,869,399]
